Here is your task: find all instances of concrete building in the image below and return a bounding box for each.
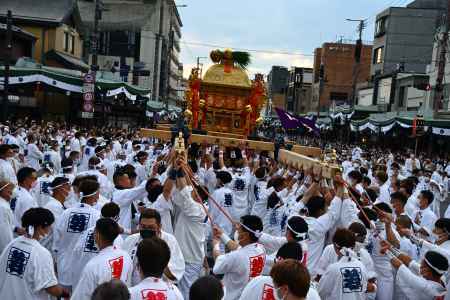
[78,0,183,107]
[358,73,427,112]
[267,66,289,116]
[313,42,372,112]
[424,29,450,117]
[371,0,446,77]
[285,67,313,114]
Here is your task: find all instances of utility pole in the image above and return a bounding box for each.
[91,0,102,72]
[153,0,164,104]
[196,56,207,77]
[2,10,12,122]
[317,64,324,118]
[346,18,366,108]
[433,3,450,115]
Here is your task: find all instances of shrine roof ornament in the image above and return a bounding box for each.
[202,49,253,88]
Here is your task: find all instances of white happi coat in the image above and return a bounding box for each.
[239,275,321,300]
[396,262,446,300]
[121,231,185,285]
[12,187,38,228]
[52,202,100,286]
[25,143,43,170]
[213,243,266,300]
[0,236,58,300]
[129,276,183,300]
[303,196,343,277]
[318,255,369,300]
[0,158,17,184]
[71,245,133,300]
[0,197,14,254]
[112,181,148,231]
[70,226,123,287]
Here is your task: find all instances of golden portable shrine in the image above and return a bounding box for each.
[140,49,339,176]
[185,49,266,136]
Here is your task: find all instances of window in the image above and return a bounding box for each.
[71,35,75,54]
[373,47,384,64]
[375,17,387,37]
[64,31,74,54]
[64,32,69,52]
[398,86,405,107]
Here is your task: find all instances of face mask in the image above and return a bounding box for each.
[31,181,38,189]
[433,232,448,244]
[140,229,156,239]
[354,241,367,252]
[274,287,286,300]
[234,231,239,242]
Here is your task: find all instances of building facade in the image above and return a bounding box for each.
[266,66,288,117]
[285,67,313,114]
[371,1,445,77]
[78,0,183,107]
[0,0,87,71]
[313,42,372,111]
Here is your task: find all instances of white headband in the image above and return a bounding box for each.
[287,223,308,240]
[424,257,448,275]
[240,222,262,239]
[79,190,98,199]
[0,182,11,192]
[49,182,69,191]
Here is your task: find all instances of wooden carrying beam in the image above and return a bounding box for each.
[278,149,341,179]
[291,145,322,158]
[140,128,275,152]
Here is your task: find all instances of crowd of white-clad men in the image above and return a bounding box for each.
[0,121,450,300]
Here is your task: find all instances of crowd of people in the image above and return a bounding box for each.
[0,119,449,300]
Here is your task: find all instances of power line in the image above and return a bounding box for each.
[180,40,316,57]
[141,33,316,57]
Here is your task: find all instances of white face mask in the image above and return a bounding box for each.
[31,181,38,189]
[234,231,239,242]
[354,241,368,252]
[39,229,50,241]
[274,287,286,300]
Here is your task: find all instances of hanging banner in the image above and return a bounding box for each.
[82,72,95,119]
[397,121,412,128]
[106,86,137,101]
[367,123,378,132]
[358,122,370,131]
[0,74,83,93]
[432,127,450,136]
[381,123,395,133]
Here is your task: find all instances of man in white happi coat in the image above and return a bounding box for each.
[0,207,70,299]
[52,179,101,289]
[0,144,17,185]
[12,167,39,228]
[212,215,266,300]
[0,181,15,253]
[121,208,185,285]
[240,242,320,300]
[25,134,43,171]
[72,218,133,300]
[128,237,183,300]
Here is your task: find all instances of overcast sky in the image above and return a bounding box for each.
[177,0,412,77]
